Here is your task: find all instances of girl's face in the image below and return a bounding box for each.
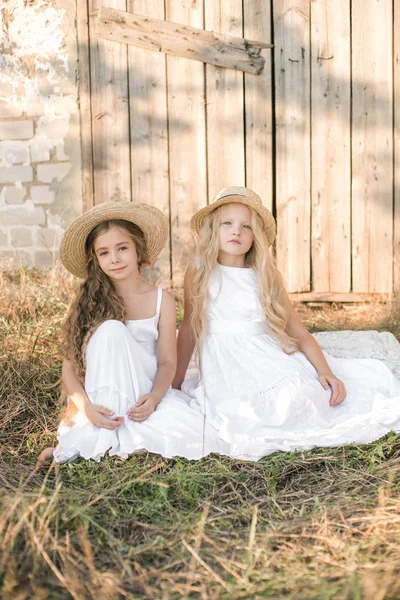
[93,226,139,282]
[218,203,254,266]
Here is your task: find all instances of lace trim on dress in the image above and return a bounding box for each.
[86,385,130,401]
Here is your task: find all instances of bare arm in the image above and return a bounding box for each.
[172,261,196,389]
[128,290,177,421]
[62,358,123,429]
[282,291,346,406]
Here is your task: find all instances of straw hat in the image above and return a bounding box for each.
[60,201,168,279]
[190,186,276,247]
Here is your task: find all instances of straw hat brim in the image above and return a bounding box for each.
[190,191,276,247]
[60,202,168,279]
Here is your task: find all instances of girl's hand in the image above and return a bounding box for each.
[84,404,124,429]
[318,373,347,406]
[127,394,159,422]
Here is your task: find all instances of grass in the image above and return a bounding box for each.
[1,263,400,599]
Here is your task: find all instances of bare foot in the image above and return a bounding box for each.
[37,447,55,465]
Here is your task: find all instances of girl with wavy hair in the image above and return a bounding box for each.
[39,202,226,463]
[173,187,400,460]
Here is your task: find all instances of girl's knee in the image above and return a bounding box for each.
[91,319,127,343]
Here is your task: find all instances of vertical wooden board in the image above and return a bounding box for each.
[89,0,131,205]
[205,0,245,199]
[243,0,273,211]
[76,0,94,212]
[311,0,351,292]
[352,0,393,292]
[274,0,311,292]
[166,1,207,288]
[394,0,400,292]
[128,0,170,285]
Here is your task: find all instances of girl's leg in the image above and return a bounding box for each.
[55,320,152,462]
[37,447,56,464]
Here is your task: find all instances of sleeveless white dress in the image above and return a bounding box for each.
[54,287,228,463]
[182,265,400,461]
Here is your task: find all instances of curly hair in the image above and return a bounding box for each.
[62,219,148,383]
[191,205,298,359]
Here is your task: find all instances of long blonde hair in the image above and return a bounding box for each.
[63,219,149,383]
[191,205,298,358]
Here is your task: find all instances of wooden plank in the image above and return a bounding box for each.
[205,0,245,199]
[88,0,131,205]
[289,292,390,303]
[395,0,400,292]
[311,0,351,292]
[95,7,271,75]
[274,0,311,292]
[127,0,170,285]
[166,1,207,288]
[352,0,393,292]
[243,0,273,211]
[76,0,94,212]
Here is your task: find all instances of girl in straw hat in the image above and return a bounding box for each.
[172,187,400,460]
[39,201,227,463]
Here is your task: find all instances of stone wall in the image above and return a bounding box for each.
[0,0,82,268]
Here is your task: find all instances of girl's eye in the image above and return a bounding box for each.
[222,221,231,226]
[243,224,252,230]
[99,251,108,256]
[118,246,127,251]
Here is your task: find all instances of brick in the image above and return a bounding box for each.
[0,229,7,246]
[37,73,55,97]
[0,142,30,165]
[47,212,62,226]
[0,83,14,98]
[3,185,27,204]
[53,96,76,114]
[37,162,71,183]
[30,141,51,162]
[30,185,55,205]
[0,166,33,183]
[0,100,23,118]
[0,121,34,141]
[0,201,45,225]
[36,227,63,248]
[34,250,57,267]
[56,141,69,161]
[37,118,69,139]
[26,99,45,117]
[11,227,33,248]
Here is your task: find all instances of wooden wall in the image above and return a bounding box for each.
[77,0,399,297]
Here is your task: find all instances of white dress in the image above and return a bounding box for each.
[183,265,400,461]
[54,287,228,463]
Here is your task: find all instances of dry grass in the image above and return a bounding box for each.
[1,262,400,599]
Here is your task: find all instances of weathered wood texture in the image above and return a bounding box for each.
[127,0,170,284]
[311,0,350,292]
[205,0,245,198]
[243,0,273,211]
[95,7,271,74]
[76,0,94,211]
[352,0,393,293]
[274,0,311,292]
[166,0,207,288]
[89,0,131,205]
[79,0,398,296]
[395,0,400,292]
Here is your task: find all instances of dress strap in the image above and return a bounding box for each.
[155,286,163,322]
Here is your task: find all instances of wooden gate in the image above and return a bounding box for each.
[77,0,400,298]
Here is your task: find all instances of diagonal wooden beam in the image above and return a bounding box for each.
[95,7,272,75]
